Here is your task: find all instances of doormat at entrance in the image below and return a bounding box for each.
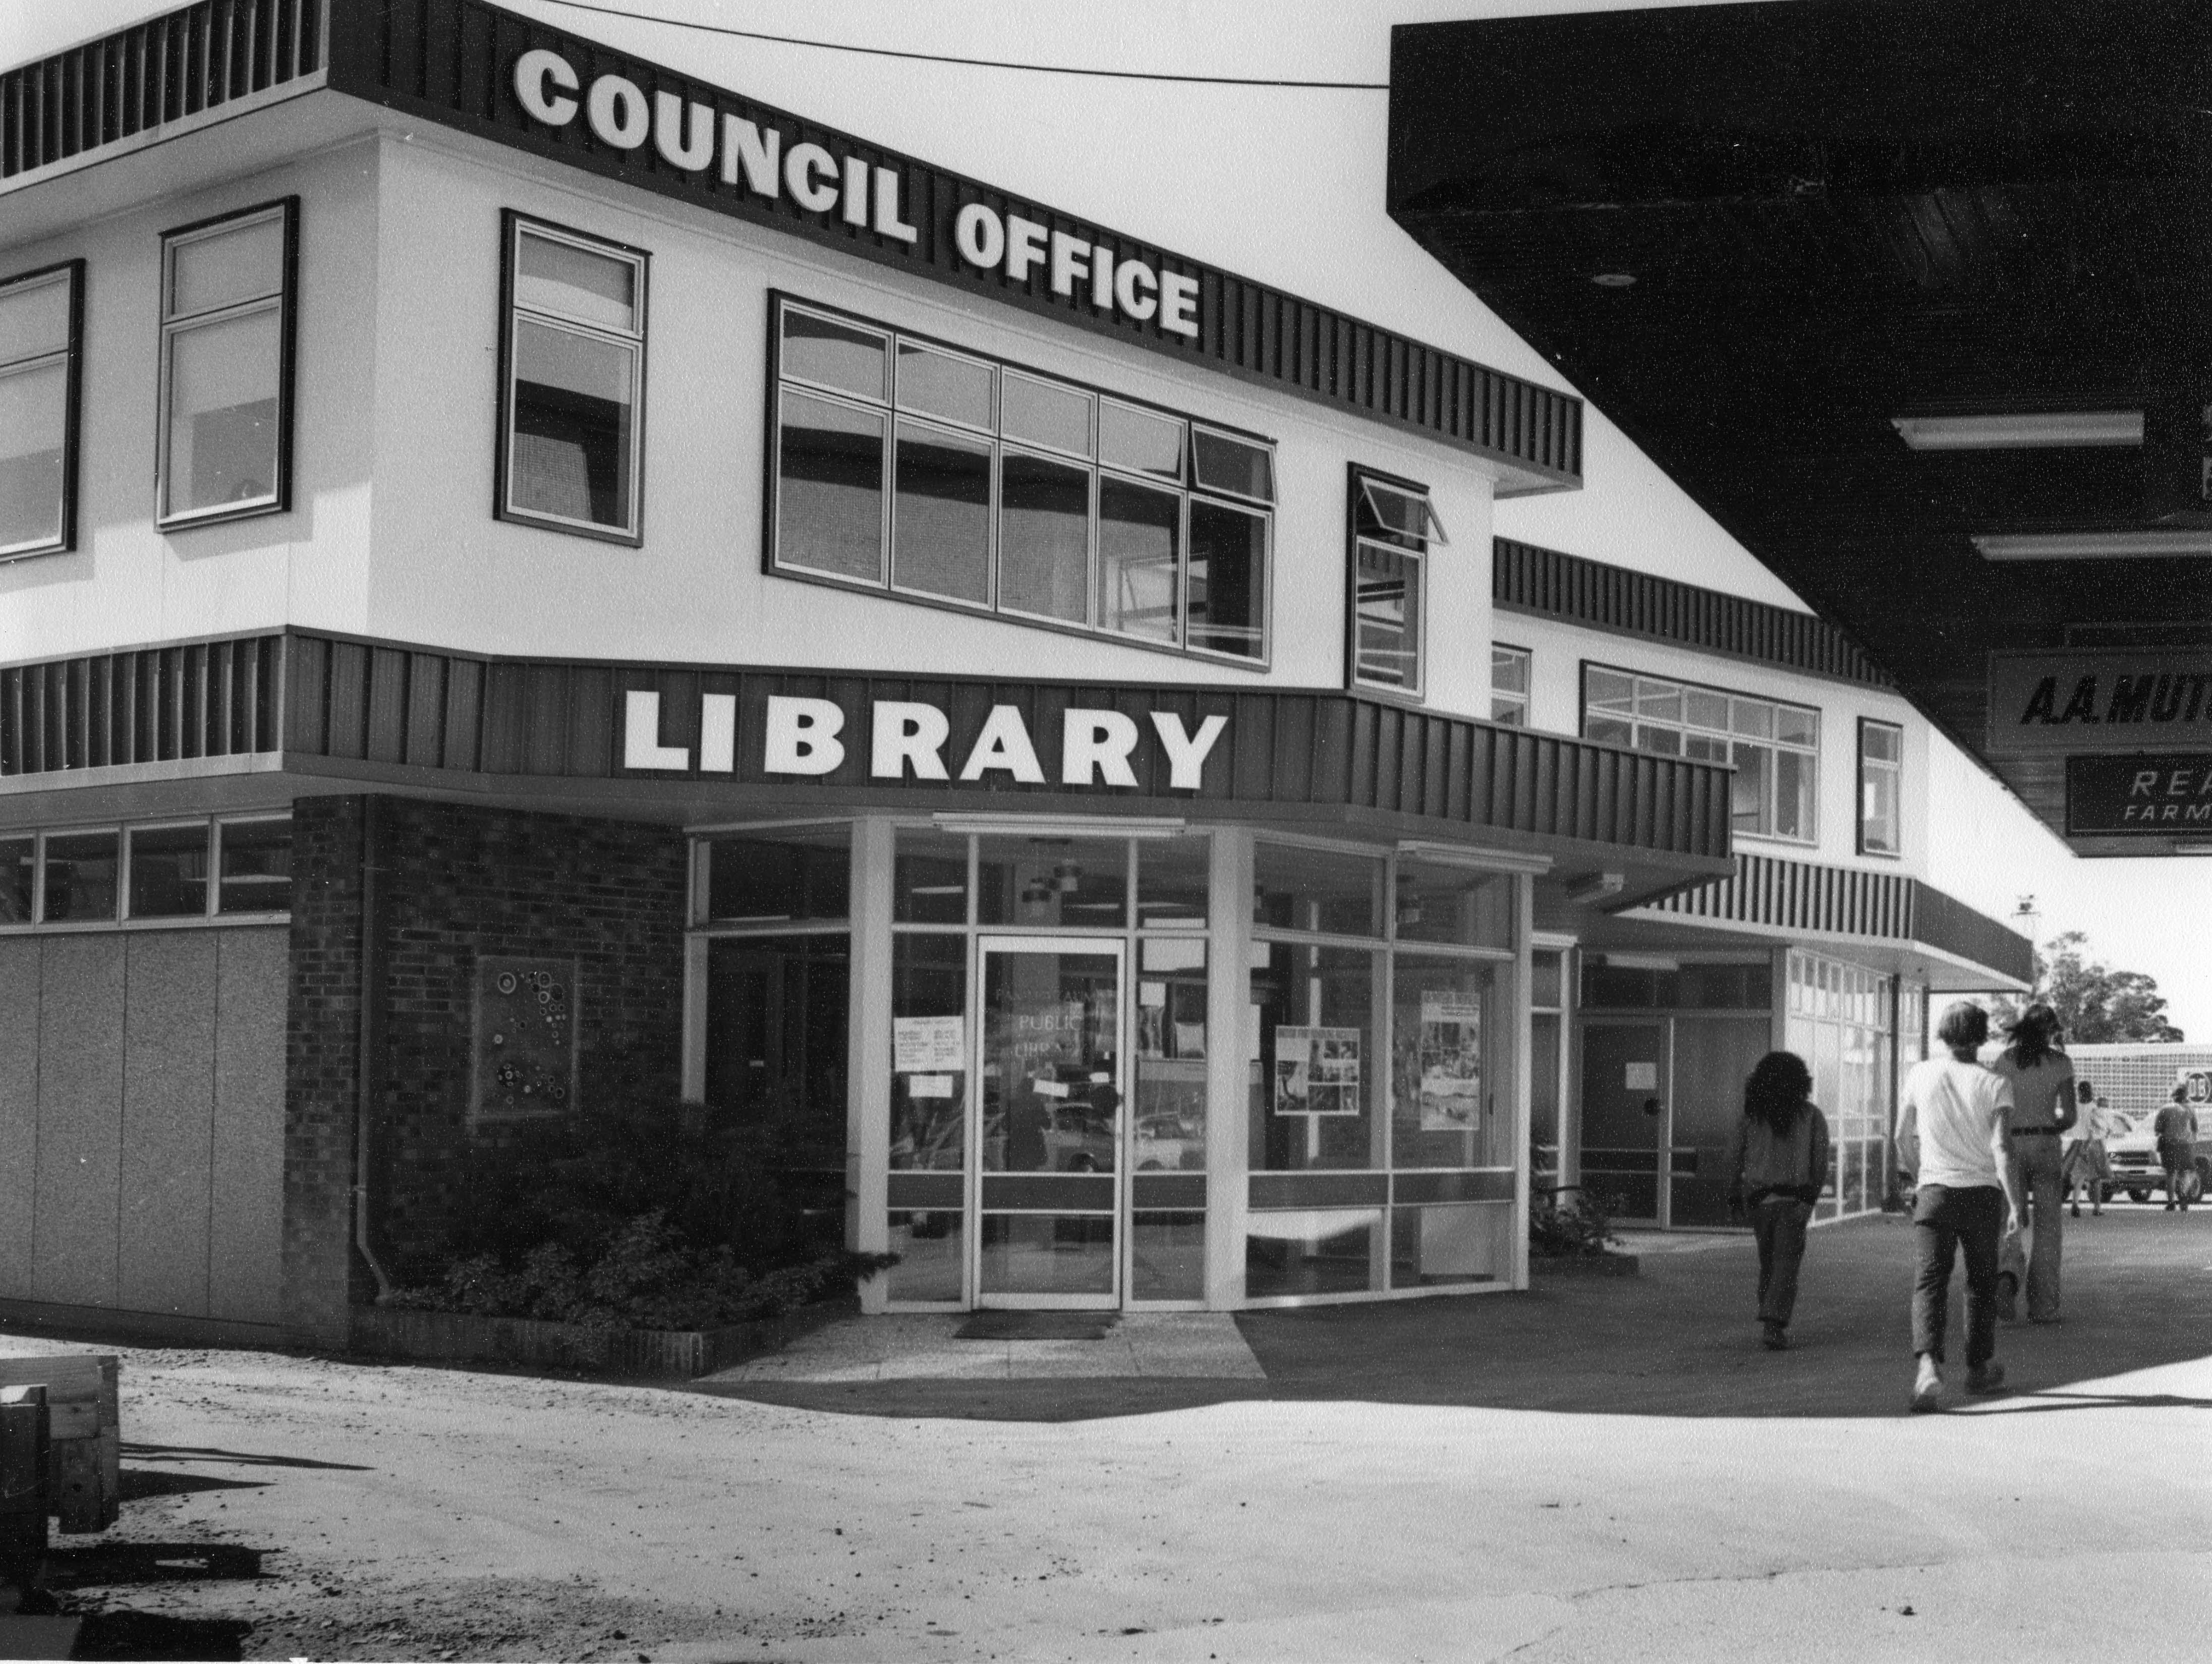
[955,1312,1120,1341]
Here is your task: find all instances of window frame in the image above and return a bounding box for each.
[1345,464,1440,703]
[1857,717,1903,858]
[155,197,299,532]
[1490,642,1532,726]
[495,209,651,547]
[0,813,293,932]
[1578,660,1822,846]
[0,258,85,562]
[762,291,1275,670]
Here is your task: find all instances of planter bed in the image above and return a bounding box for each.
[1529,1251,1639,1278]
[349,1296,855,1379]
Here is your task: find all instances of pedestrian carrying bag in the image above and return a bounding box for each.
[1995,1229,2028,1321]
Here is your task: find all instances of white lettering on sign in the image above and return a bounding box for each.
[514,49,579,126]
[507,54,958,265]
[623,691,688,770]
[959,705,1048,783]
[763,695,846,775]
[1061,709,1141,787]
[627,688,1226,790]
[872,701,951,781]
[1149,711,1228,790]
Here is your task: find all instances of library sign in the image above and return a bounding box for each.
[621,689,1227,791]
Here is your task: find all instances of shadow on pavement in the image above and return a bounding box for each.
[121,1443,373,1472]
[697,1211,2212,1423]
[68,1610,250,1662]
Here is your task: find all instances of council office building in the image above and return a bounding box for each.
[0,0,2027,1347]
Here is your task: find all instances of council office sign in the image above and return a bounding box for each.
[1986,651,2212,755]
[2064,754,2212,835]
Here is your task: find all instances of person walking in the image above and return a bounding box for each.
[1897,1002,2021,1412]
[1726,1052,1831,1352]
[2062,1079,2109,1219]
[1989,1003,2076,1323]
[2154,1085,2200,1212]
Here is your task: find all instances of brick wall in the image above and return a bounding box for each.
[283,794,367,1347]
[368,798,688,1271]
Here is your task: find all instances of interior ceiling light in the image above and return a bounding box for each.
[1590,272,1636,288]
[1973,529,2212,561]
[1891,411,2143,450]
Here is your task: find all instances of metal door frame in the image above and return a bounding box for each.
[1578,1014,1674,1229]
[971,932,1130,1310]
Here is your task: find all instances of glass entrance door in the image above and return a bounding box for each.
[1580,1019,1669,1224]
[975,936,1125,1306]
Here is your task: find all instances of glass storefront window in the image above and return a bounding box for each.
[1390,954,1507,1170]
[1253,841,1382,937]
[705,824,850,923]
[1389,1202,1509,1288]
[1250,942,1381,1171]
[703,933,850,1169]
[894,827,969,925]
[1393,859,1512,950]
[886,1212,963,1303]
[1130,1212,1206,1301]
[1246,1210,1380,1298]
[892,934,967,1171]
[977,834,1126,928]
[1136,834,1210,929]
[1135,938,1207,1172]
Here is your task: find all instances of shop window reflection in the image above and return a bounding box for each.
[1390,954,1505,1169]
[1245,1210,1379,1298]
[1249,941,1382,1172]
[891,934,967,1171]
[1135,937,1206,1172]
[703,934,849,1188]
[976,835,1126,927]
[886,1211,963,1303]
[706,824,850,923]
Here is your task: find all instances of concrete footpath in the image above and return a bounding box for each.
[4,1208,2208,1661]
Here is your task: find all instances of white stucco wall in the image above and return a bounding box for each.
[1500,611,1931,878]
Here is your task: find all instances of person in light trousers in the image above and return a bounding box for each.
[1989,1003,2075,1322]
[1727,1051,1831,1352]
[1897,1002,2021,1411]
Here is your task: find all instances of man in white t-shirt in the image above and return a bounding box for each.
[1897,1001,2020,1412]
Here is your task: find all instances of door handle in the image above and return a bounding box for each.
[1642,1097,1663,1118]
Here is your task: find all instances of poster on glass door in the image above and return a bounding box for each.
[1273,1025,1362,1116]
[1416,992,1483,1131]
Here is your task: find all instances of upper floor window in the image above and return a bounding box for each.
[1349,472,1446,697]
[158,199,295,528]
[1583,665,1819,843]
[769,295,1274,664]
[1491,644,1530,725]
[1859,718,1902,856]
[499,213,648,543]
[0,260,81,561]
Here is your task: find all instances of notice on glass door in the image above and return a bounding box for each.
[894,1015,966,1073]
[1625,1061,1658,1091]
[1273,1025,1361,1116]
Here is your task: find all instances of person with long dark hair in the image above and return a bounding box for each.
[1726,1051,1831,1351]
[1898,1002,2021,1412]
[1989,1002,2076,1322]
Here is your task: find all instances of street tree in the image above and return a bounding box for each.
[1994,931,2185,1043]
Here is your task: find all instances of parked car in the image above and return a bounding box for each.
[2103,1109,2162,1203]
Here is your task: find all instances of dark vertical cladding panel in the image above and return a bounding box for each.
[479,661,529,772]
[404,652,447,766]
[324,641,369,760]
[365,647,410,765]
[568,665,614,776]
[522,665,572,777]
